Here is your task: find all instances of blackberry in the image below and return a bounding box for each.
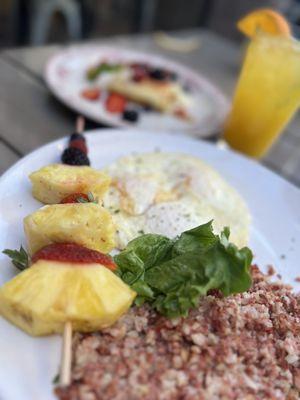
[69,132,86,142]
[61,147,90,166]
[122,109,139,123]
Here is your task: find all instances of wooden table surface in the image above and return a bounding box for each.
[0,29,299,187]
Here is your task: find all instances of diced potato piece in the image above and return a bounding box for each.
[29,164,111,204]
[24,203,116,255]
[0,260,136,336]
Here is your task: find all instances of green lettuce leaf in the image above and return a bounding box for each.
[172,220,217,256]
[86,63,123,81]
[115,222,253,318]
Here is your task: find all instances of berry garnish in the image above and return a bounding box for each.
[122,109,139,123]
[131,64,149,82]
[69,132,86,142]
[81,88,101,101]
[69,139,88,154]
[132,70,147,82]
[149,68,168,81]
[61,192,97,204]
[61,147,90,166]
[105,93,127,113]
[32,243,117,271]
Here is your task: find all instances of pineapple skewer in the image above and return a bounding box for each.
[59,116,84,386]
[0,117,136,386]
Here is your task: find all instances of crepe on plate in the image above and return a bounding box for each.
[107,76,191,113]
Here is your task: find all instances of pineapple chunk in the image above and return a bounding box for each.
[24,203,116,255]
[29,164,111,204]
[0,260,136,336]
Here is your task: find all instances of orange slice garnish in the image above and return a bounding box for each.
[237,9,291,38]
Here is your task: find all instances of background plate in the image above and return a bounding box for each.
[0,129,299,400]
[45,46,229,137]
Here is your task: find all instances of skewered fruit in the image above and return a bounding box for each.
[61,147,90,166]
[0,258,136,336]
[29,164,110,204]
[24,203,116,255]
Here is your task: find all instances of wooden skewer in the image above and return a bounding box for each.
[76,115,85,133]
[59,116,86,386]
[59,321,73,386]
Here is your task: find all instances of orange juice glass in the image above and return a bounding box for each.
[224,32,300,158]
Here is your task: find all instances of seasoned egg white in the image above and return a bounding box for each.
[103,153,251,249]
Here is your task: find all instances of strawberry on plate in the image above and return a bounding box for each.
[81,88,101,101]
[105,93,127,113]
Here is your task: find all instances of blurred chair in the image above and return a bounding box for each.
[29,0,82,45]
[134,0,157,32]
[133,0,215,33]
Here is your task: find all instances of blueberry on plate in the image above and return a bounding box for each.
[149,68,167,81]
[122,109,139,123]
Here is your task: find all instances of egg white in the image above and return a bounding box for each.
[103,153,251,249]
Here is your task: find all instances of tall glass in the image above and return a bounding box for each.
[224,32,300,158]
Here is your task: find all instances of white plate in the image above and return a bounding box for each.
[0,129,299,400]
[45,46,229,138]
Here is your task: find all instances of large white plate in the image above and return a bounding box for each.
[0,129,299,400]
[45,46,229,138]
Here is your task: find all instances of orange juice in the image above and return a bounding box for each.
[224,32,300,158]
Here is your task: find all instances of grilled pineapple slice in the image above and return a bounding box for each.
[0,260,136,336]
[24,203,116,255]
[29,164,111,204]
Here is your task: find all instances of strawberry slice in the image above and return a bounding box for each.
[60,193,89,204]
[32,243,117,271]
[105,93,127,113]
[174,107,190,121]
[69,139,88,154]
[81,88,101,101]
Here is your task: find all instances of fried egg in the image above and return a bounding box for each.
[103,153,251,249]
